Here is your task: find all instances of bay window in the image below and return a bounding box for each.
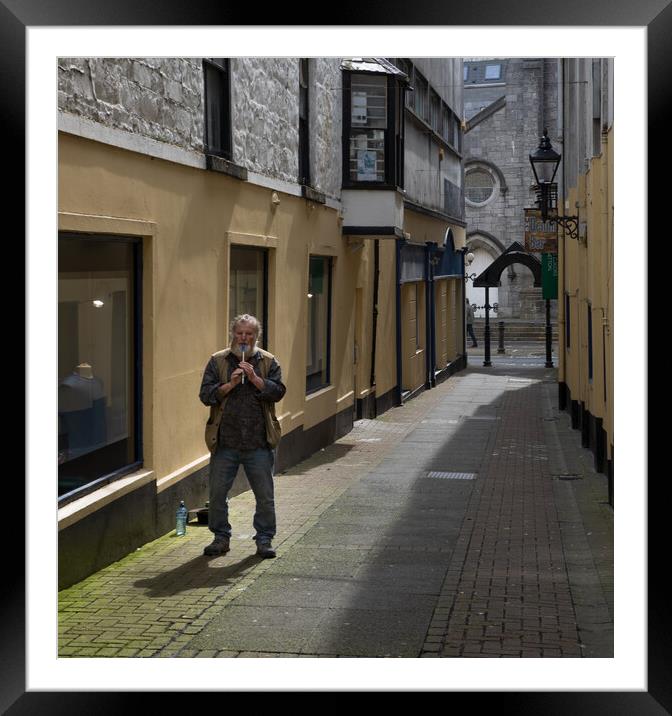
[343,69,406,189]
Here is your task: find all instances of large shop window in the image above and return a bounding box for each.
[229,245,268,347]
[306,256,332,393]
[204,58,232,160]
[343,71,405,188]
[58,234,141,500]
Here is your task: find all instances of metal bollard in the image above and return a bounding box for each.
[497,321,506,354]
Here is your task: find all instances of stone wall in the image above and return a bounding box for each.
[230,58,298,184]
[463,58,560,319]
[58,57,343,197]
[58,58,205,152]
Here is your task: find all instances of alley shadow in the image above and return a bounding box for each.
[293,360,613,658]
[133,552,260,598]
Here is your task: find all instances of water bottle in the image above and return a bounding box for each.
[176,500,188,536]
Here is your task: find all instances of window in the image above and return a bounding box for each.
[204,58,231,159]
[306,256,332,393]
[344,70,405,188]
[398,59,414,110]
[414,71,429,122]
[349,74,387,182]
[58,234,141,500]
[229,246,268,347]
[430,90,441,133]
[464,65,469,81]
[484,64,501,80]
[299,58,310,186]
[465,168,496,204]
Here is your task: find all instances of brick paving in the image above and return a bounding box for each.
[58,352,613,658]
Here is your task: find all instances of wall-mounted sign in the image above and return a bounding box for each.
[357,150,377,181]
[542,252,558,300]
[525,208,558,254]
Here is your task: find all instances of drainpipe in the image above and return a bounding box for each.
[461,248,467,360]
[425,243,435,389]
[395,237,403,406]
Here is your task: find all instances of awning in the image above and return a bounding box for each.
[340,58,409,83]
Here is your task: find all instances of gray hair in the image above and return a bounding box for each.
[229,313,262,342]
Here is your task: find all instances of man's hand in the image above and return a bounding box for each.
[237,362,264,390]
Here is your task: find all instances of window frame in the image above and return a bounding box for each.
[299,58,311,187]
[342,71,405,189]
[484,64,502,81]
[228,244,269,351]
[306,255,333,395]
[57,232,143,507]
[464,166,497,206]
[203,58,232,161]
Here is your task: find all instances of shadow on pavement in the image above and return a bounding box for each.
[133,554,260,598]
[277,442,354,475]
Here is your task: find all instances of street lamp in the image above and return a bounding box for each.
[529,129,579,239]
[464,252,477,282]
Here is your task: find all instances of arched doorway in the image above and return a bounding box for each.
[466,231,504,318]
[472,242,552,367]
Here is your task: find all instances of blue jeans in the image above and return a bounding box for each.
[208,447,276,543]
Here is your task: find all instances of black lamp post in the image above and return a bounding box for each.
[529,129,578,238]
[529,129,569,369]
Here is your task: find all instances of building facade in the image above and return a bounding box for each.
[57,57,466,588]
[556,58,614,504]
[462,58,560,319]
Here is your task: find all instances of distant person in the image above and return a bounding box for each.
[466,298,478,348]
[199,314,286,559]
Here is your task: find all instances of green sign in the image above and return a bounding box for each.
[542,253,558,300]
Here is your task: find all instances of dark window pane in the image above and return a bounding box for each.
[58,236,138,496]
[204,59,231,158]
[229,246,267,334]
[306,256,331,392]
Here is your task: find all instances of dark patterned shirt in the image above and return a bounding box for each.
[199,349,286,452]
[219,358,267,450]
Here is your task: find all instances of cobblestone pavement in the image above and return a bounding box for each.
[58,352,613,659]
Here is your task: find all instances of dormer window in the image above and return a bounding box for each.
[341,59,407,189]
[484,64,501,80]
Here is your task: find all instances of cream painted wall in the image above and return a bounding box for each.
[374,240,398,400]
[58,132,359,482]
[559,128,613,459]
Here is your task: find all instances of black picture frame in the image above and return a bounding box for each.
[7,1,662,711]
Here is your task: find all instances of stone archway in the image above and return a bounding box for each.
[467,231,541,319]
[466,231,505,319]
[471,242,551,367]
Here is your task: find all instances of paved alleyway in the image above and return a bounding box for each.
[58,348,613,659]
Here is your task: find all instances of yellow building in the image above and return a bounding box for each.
[556,59,614,504]
[57,57,466,587]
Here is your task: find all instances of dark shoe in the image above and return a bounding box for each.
[256,541,276,559]
[203,537,230,556]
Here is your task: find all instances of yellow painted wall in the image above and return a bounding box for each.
[373,239,398,400]
[559,127,613,458]
[58,133,360,483]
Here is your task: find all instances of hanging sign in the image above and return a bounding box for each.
[542,252,558,300]
[525,208,558,254]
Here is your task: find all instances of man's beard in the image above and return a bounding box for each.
[229,340,258,360]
